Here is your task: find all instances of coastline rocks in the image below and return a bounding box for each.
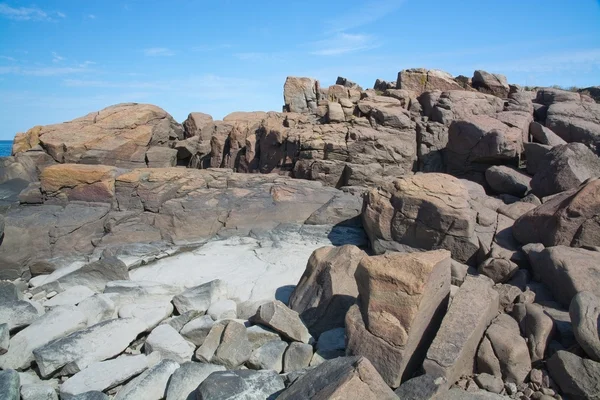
[346,250,451,387]
[250,301,311,344]
[172,280,227,315]
[0,369,20,400]
[397,68,463,94]
[546,100,600,151]
[472,70,510,98]
[288,245,366,336]
[196,370,285,400]
[569,291,600,361]
[547,350,600,400]
[144,324,195,364]
[277,356,397,400]
[485,166,531,197]
[513,178,600,247]
[13,103,183,168]
[165,362,225,400]
[113,359,180,400]
[283,77,319,114]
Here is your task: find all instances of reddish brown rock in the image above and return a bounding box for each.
[40,164,117,203]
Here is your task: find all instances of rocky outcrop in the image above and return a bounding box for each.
[346,250,451,387]
[513,178,600,247]
[12,103,183,168]
[546,100,600,151]
[283,77,319,114]
[472,70,510,98]
[288,245,366,336]
[397,68,463,94]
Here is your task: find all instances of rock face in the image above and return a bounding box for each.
[397,68,463,94]
[546,99,600,151]
[277,356,397,400]
[530,143,600,198]
[547,350,600,400]
[472,70,510,98]
[485,166,531,196]
[513,178,600,247]
[13,103,183,168]
[345,250,451,387]
[524,245,600,307]
[570,291,600,362]
[423,276,499,385]
[283,77,319,114]
[362,173,480,263]
[288,245,366,336]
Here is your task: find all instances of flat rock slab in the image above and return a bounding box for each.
[423,275,499,384]
[114,359,180,400]
[196,370,285,400]
[43,285,95,307]
[0,306,87,371]
[75,294,116,326]
[33,317,147,377]
[144,324,195,364]
[0,299,42,331]
[172,279,227,315]
[60,355,149,399]
[0,369,20,400]
[165,362,225,400]
[277,356,397,400]
[250,300,311,343]
[20,383,58,400]
[118,301,174,331]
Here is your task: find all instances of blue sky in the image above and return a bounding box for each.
[0,0,599,140]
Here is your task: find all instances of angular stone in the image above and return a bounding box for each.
[76,294,116,326]
[283,342,313,373]
[39,257,129,293]
[547,350,600,400]
[144,324,194,364]
[397,68,463,94]
[525,142,552,175]
[246,324,281,350]
[0,306,87,371]
[0,281,21,302]
[195,321,227,363]
[180,315,215,346]
[165,362,225,400]
[521,303,555,362]
[197,369,285,400]
[284,77,319,114]
[546,100,600,151]
[0,369,19,400]
[114,359,180,400]
[182,112,213,139]
[524,245,600,307]
[145,147,177,168]
[346,250,451,388]
[207,299,237,320]
[472,70,510,98]
[277,356,397,400]
[60,355,149,399]
[161,311,201,333]
[289,245,366,336]
[33,317,147,377]
[118,301,174,331]
[21,383,58,400]
[530,121,567,146]
[172,279,227,315]
[0,299,41,331]
[570,291,600,362]
[485,166,531,197]
[212,321,252,369]
[393,374,446,399]
[250,300,311,343]
[0,323,8,355]
[474,373,504,394]
[40,164,117,203]
[423,276,499,385]
[514,178,600,247]
[247,340,288,372]
[43,285,95,307]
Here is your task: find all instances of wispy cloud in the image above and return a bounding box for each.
[310,33,379,56]
[87,14,96,19]
[52,52,65,63]
[0,3,65,21]
[193,44,232,52]
[143,47,175,57]
[325,0,405,33]
[0,55,16,62]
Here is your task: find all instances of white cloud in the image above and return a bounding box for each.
[0,55,15,61]
[310,33,379,56]
[52,52,65,63]
[193,44,231,52]
[87,14,96,19]
[325,0,405,33]
[0,3,64,21]
[143,47,175,57]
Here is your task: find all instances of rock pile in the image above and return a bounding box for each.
[1,66,600,399]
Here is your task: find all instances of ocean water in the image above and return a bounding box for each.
[0,140,12,157]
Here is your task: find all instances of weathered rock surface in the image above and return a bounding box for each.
[570,291,600,361]
[283,342,313,373]
[247,340,288,372]
[212,321,253,369]
[530,143,600,198]
[397,68,463,94]
[547,350,600,400]
[20,383,58,400]
[514,178,600,247]
[485,166,531,197]
[13,103,183,168]
[113,359,180,400]
[524,244,600,306]
[165,362,225,400]
[196,369,285,400]
[423,276,499,385]
[278,356,397,400]
[144,324,195,364]
[423,90,504,126]
[519,303,555,362]
[546,99,600,151]
[0,369,20,400]
[0,306,87,371]
[284,77,319,114]
[530,121,567,146]
[472,70,510,98]
[33,317,147,377]
[288,245,366,336]
[346,250,451,387]
[250,300,311,343]
[172,280,227,315]
[75,294,115,327]
[0,299,42,331]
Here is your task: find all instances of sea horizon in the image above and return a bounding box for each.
[0,140,13,157]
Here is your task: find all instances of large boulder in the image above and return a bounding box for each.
[277,356,397,400]
[423,90,504,126]
[182,112,213,140]
[524,244,600,307]
[529,121,567,146]
[362,173,480,263]
[423,276,499,385]
[196,370,285,400]
[397,68,463,94]
[530,143,600,198]
[485,165,531,197]
[547,350,600,400]
[288,245,366,337]
[446,115,523,176]
[283,77,319,114]
[513,178,600,247]
[13,103,183,168]
[546,100,600,151]
[40,164,117,203]
[250,301,311,343]
[345,250,451,387]
[472,70,510,98]
[570,291,600,362]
